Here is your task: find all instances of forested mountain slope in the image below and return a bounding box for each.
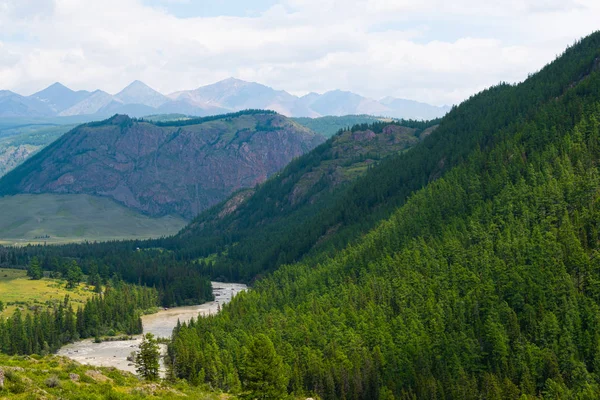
[0,111,323,219]
[0,119,435,298]
[155,31,600,283]
[169,119,438,280]
[168,32,600,399]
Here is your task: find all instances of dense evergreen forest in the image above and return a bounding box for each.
[0,247,213,306]
[0,281,157,355]
[291,115,392,137]
[142,28,600,286]
[166,118,438,281]
[166,33,600,399]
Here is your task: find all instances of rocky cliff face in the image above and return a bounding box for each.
[0,111,324,219]
[0,144,42,177]
[180,121,437,237]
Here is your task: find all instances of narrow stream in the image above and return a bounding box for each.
[57,282,247,374]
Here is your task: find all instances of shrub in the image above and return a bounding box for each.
[8,380,26,394]
[45,375,61,388]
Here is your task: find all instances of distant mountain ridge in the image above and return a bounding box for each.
[0,111,324,219]
[114,80,170,108]
[29,82,91,113]
[3,79,451,120]
[0,90,55,118]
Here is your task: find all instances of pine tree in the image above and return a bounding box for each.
[241,334,288,400]
[88,272,102,293]
[136,333,161,381]
[27,257,43,280]
[65,260,82,289]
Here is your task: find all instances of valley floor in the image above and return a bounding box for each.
[0,194,186,245]
[0,268,95,316]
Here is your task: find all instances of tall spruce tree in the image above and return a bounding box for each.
[65,260,82,289]
[241,334,288,400]
[26,257,43,280]
[136,333,161,381]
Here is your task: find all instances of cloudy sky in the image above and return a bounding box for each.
[0,0,598,106]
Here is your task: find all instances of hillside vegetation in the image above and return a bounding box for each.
[291,115,388,137]
[167,32,600,399]
[0,355,221,399]
[170,119,438,281]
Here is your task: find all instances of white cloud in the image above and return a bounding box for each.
[0,0,598,105]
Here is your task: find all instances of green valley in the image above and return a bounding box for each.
[1,17,600,400]
[0,194,186,245]
[172,118,438,281]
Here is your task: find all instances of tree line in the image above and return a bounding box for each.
[0,280,157,355]
[1,247,213,307]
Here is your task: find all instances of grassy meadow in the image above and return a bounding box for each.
[0,269,95,316]
[0,194,186,245]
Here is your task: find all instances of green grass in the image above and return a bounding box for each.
[194,249,228,265]
[0,354,226,399]
[0,194,186,245]
[291,114,387,137]
[0,269,95,316]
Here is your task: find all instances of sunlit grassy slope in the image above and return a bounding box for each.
[0,354,224,399]
[0,269,95,316]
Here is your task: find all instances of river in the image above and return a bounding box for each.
[57,282,247,374]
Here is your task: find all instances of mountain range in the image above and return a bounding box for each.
[1,79,450,120]
[0,111,324,219]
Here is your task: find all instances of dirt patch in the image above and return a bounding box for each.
[131,383,186,397]
[85,370,112,383]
